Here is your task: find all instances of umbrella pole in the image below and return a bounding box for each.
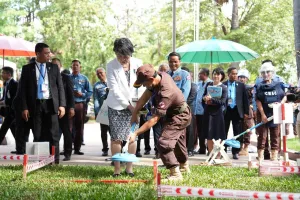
[210,51,212,72]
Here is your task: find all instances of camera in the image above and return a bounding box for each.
[246,85,254,99]
[286,86,300,102]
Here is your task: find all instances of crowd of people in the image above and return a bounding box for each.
[0,38,298,181]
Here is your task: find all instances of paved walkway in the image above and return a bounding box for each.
[0,122,297,167]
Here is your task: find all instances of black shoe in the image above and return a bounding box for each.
[63,156,71,161]
[136,151,142,157]
[264,154,270,160]
[60,152,65,155]
[144,150,150,155]
[233,154,239,160]
[198,149,206,155]
[102,151,108,156]
[74,151,84,155]
[188,151,194,157]
[82,143,85,146]
[112,174,121,177]
[10,151,17,154]
[125,171,134,177]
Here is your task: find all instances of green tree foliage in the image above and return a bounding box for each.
[38,0,116,83]
[0,0,296,83]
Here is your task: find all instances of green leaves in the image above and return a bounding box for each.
[0,0,296,83]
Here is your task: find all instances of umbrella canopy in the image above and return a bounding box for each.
[176,39,259,64]
[0,35,36,57]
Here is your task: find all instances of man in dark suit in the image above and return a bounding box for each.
[14,58,36,155]
[182,67,197,157]
[20,43,66,163]
[223,67,249,159]
[52,58,75,161]
[0,67,18,153]
[13,77,32,155]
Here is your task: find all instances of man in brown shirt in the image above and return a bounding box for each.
[129,64,191,181]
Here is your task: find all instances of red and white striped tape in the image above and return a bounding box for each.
[260,166,300,173]
[251,161,298,167]
[159,185,300,199]
[26,155,54,173]
[0,155,49,161]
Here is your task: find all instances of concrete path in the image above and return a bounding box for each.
[0,121,298,167]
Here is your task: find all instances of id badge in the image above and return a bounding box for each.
[228,98,233,104]
[42,84,48,92]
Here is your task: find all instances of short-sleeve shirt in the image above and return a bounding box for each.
[151,72,185,117]
[151,72,191,133]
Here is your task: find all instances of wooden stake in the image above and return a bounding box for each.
[23,154,28,180]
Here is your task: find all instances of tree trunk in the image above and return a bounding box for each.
[230,0,239,68]
[293,0,300,79]
[231,0,239,30]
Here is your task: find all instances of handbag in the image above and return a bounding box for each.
[96,100,109,125]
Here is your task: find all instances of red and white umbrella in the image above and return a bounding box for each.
[0,35,36,67]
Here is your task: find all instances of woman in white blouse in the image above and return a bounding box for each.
[106,38,144,177]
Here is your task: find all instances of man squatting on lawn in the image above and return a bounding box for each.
[129,64,191,181]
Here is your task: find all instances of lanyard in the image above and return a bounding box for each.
[228,81,235,99]
[36,64,47,81]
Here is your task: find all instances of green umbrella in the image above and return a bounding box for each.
[176,38,259,65]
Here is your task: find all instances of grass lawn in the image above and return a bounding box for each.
[0,165,299,200]
[287,138,300,151]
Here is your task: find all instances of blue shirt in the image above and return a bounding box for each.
[70,73,93,103]
[93,81,108,117]
[194,78,212,115]
[227,81,237,108]
[167,67,191,100]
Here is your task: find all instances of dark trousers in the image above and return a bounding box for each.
[0,112,16,147]
[158,128,188,169]
[225,106,243,154]
[34,99,60,163]
[71,103,84,152]
[153,119,163,153]
[100,123,110,152]
[243,119,253,145]
[195,115,206,153]
[186,115,196,152]
[136,117,151,152]
[15,111,31,154]
[59,112,73,157]
[256,112,280,151]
